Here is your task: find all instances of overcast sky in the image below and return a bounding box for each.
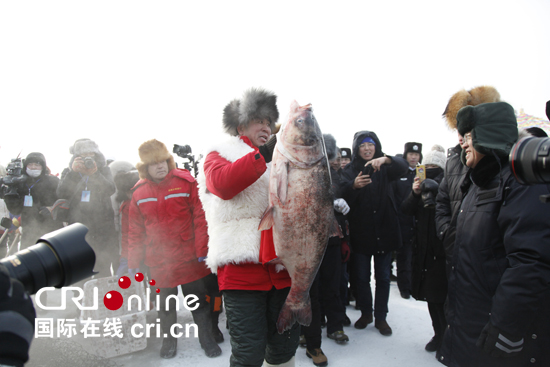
[1,0,549,175]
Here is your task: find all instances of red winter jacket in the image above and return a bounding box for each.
[203,136,291,291]
[128,169,210,288]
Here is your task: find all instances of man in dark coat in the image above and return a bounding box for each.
[438,102,550,367]
[391,142,422,299]
[340,131,408,336]
[3,152,62,249]
[57,139,117,278]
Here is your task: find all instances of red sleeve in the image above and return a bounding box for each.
[204,150,267,200]
[128,194,147,269]
[190,181,209,258]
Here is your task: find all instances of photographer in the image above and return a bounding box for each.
[0,264,35,367]
[438,102,550,366]
[2,153,62,250]
[57,139,117,278]
[400,145,447,353]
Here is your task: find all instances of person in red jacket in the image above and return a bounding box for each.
[127,139,221,360]
[198,88,299,367]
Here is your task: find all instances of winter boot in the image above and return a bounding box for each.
[327,330,349,344]
[211,310,224,343]
[159,313,177,359]
[425,335,442,352]
[374,319,393,336]
[306,348,328,367]
[354,313,373,329]
[193,309,222,358]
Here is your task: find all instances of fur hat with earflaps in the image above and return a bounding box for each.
[223,87,280,136]
[323,134,338,161]
[443,86,501,130]
[136,139,176,180]
[403,142,423,163]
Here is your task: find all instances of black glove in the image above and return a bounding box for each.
[38,206,51,220]
[0,217,11,229]
[420,178,439,209]
[476,320,524,358]
[0,264,36,367]
[259,135,277,163]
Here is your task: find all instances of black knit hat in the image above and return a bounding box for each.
[403,142,423,163]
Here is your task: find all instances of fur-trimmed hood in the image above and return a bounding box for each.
[443,86,501,130]
[135,139,176,180]
[223,87,279,136]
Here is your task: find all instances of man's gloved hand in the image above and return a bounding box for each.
[38,207,51,219]
[334,198,350,215]
[259,135,277,163]
[198,256,207,263]
[0,217,12,229]
[476,320,524,358]
[341,241,351,263]
[0,264,36,367]
[128,268,140,279]
[116,258,129,278]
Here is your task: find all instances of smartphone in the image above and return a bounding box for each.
[416,164,426,182]
[362,164,374,176]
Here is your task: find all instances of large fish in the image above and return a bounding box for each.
[259,101,340,333]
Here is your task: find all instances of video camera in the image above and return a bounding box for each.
[0,223,96,294]
[173,144,202,178]
[0,158,27,198]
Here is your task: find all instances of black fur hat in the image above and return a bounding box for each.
[403,142,423,162]
[223,88,279,136]
[340,148,351,160]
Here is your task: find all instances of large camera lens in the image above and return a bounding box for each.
[0,223,96,294]
[84,156,95,169]
[510,137,550,185]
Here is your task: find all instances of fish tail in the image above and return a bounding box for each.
[276,298,312,334]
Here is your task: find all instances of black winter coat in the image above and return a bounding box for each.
[392,167,416,245]
[341,131,408,255]
[56,165,117,251]
[438,157,550,367]
[401,171,447,303]
[4,174,62,248]
[435,144,468,262]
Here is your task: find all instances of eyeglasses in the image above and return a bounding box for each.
[463,132,473,144]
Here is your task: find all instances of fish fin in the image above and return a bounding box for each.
[258,206,275,231]
[276,297,312,334]
[330,218,344,238]
[276,161,289,204]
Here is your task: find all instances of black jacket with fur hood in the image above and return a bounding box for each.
[340,131,408,255]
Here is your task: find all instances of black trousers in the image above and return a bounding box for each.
[223,287,299,367]
[396,240,413,293]
[428,301,447,337]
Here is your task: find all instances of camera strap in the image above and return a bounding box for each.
[78,174,90,202]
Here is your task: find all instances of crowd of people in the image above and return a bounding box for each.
[1,85,550,367]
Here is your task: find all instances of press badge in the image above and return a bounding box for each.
[24,195,33,207]
[81,190,91,202]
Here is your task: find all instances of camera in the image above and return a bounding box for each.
[173,144,202,178]
[0,223,96,294]
[362,164,374,176]
[83,156,96,169]
[173,144,192,158]
[0,158,27,198]
[509,137,550,185]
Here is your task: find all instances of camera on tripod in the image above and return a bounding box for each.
[0,158,27,198]
[173,144,192,159]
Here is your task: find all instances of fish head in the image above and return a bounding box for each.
[279,101,325,165]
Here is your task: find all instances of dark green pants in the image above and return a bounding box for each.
[223,287,299,367]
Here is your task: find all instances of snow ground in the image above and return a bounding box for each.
[28,277,442,367]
